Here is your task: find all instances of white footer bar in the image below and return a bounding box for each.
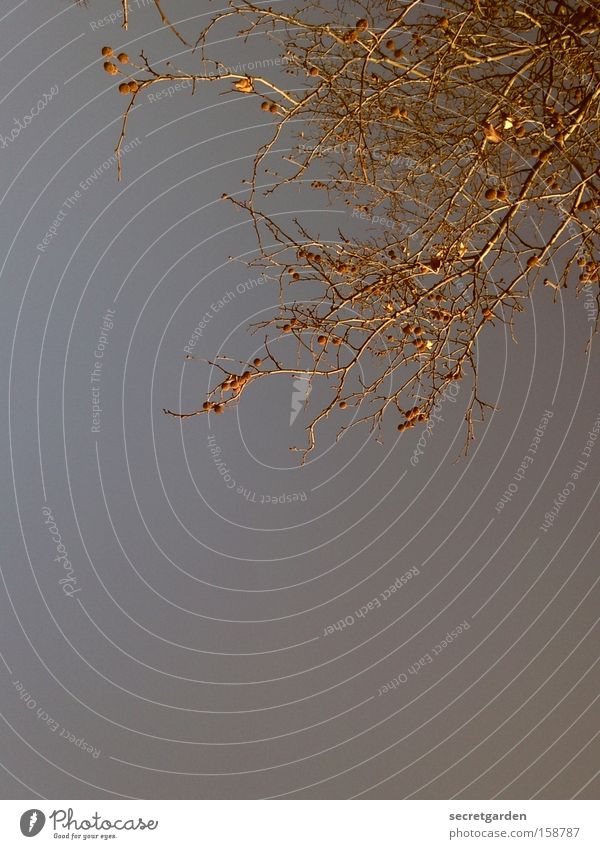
[0,800,597,848]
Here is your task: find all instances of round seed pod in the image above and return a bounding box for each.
[527,256,539,268]
[101,46,113,57]
[202,401,212,410]
[118,82,130,95]
[317,335,327,345]
[103,62,118,75]
[117,52,130,64]
[269,103,278,114]
[385,39,395,50]
[260,101,270,111]
[128,81,139,93]
[309,67,319,76]
[485,188,497,200]
[253,358,262,367]
[339,401,348,409]
[213,404,224,414]
[282,324,292,333]
[356,18,368,30]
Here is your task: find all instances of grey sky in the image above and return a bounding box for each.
[0,0,598,799]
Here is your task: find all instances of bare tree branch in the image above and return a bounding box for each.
[92,0,599,459]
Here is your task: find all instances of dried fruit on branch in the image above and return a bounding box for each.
[100,1,600,459]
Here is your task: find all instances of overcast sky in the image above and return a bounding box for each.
[0,0,598,799]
